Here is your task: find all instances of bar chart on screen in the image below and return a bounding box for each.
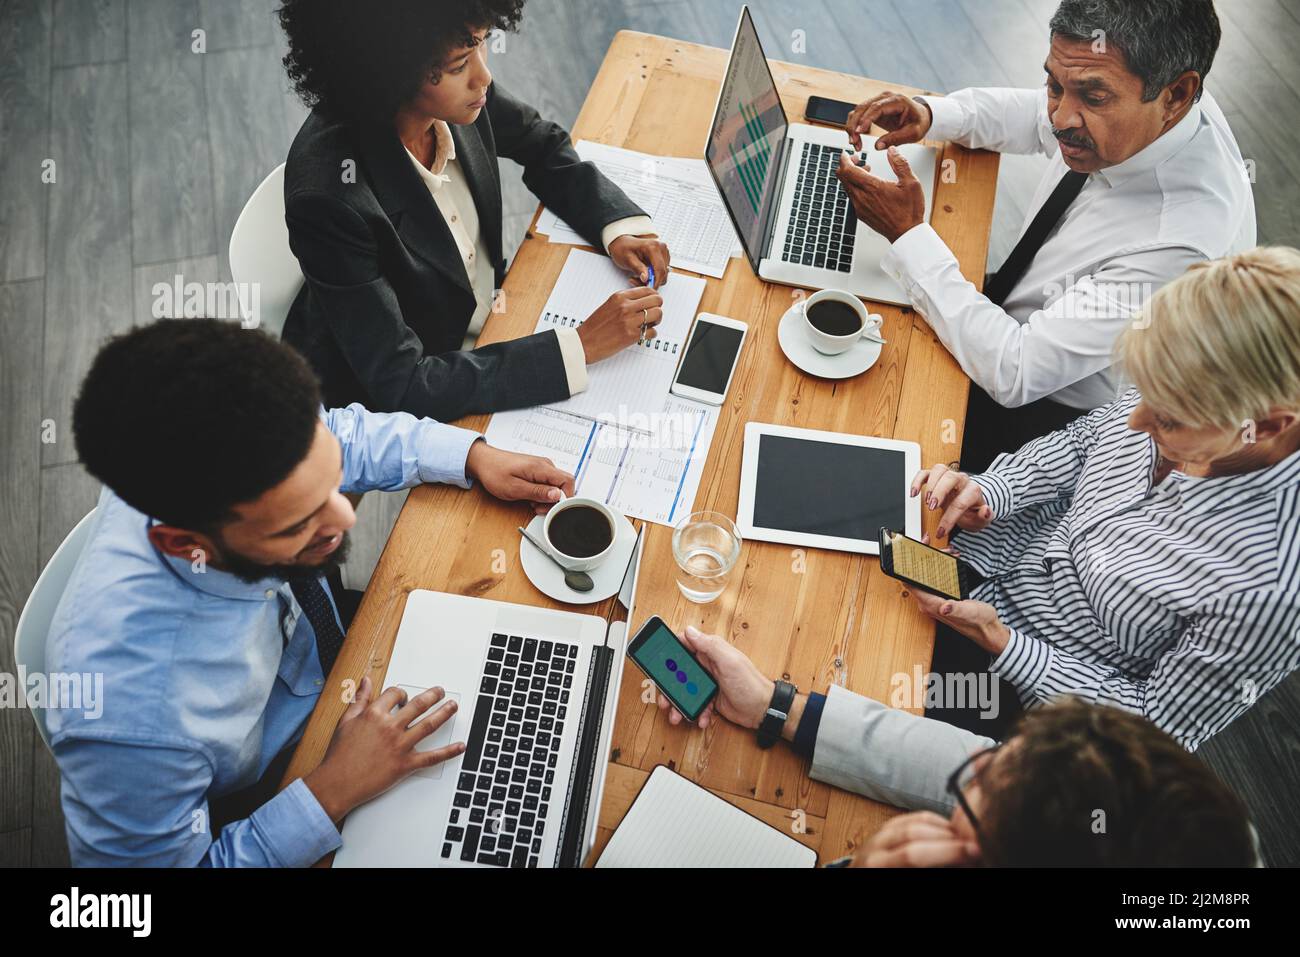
[703,12,788,261]
[727,99,773,216]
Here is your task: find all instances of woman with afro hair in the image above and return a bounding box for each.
[278,0,673,421]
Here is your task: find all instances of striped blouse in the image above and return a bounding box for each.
[958,389,1300,750]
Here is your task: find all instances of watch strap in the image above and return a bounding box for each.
[757,680,797,749]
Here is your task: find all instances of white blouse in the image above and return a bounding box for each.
[405,120,655,396]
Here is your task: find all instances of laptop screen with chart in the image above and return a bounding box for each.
[704,6,788,270]
[705,5,938,305]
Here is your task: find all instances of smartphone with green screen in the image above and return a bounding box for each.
[627,616,719,722]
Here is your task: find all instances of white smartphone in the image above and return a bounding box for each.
[669,313,748,406]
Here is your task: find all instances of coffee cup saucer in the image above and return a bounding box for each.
[777,304,883,380]
[519,510,637,605]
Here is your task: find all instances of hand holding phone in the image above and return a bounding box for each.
[629,617,720,722]
[632,619,780,731]
[877,528,973,600]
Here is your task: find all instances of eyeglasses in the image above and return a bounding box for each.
[946,743,1003,838]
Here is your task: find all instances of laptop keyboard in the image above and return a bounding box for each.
[441,633,577,868]
[781,143,856,273]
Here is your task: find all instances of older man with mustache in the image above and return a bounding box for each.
[837,0,1255,473]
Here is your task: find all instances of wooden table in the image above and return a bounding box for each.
[284,30,1000,865]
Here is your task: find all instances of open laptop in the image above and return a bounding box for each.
[334,529,645,868]
[705,6,938,305]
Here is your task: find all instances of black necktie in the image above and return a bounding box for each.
[290,576,346,679]
[983,169,1088,306]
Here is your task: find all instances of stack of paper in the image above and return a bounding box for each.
[486,399,719,527]
[485,248,720,526]
[536,141,743,279]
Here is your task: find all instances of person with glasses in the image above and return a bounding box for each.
[653,627,1257,867]
[277,0,673,423]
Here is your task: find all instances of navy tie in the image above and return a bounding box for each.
[983,169,1088,306]
[290,576,346,678]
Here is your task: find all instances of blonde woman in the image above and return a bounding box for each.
[911,247,1300,750]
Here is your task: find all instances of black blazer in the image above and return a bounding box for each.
[281,82,645,422]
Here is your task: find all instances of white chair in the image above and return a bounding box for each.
[13,508,98,752]
[228,163,304,338]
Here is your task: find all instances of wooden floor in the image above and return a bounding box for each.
[1,0,1296,867]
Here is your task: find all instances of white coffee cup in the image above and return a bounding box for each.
[541,494,622,572]
[799,289,884,356]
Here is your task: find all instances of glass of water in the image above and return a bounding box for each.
[672,511,742,603]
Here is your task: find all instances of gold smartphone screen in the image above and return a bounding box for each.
[889,532,961,598]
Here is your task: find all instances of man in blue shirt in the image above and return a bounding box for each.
[47,319,576,866]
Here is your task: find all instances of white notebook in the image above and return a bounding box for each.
[596,765,817,868]
[534,249,706,422]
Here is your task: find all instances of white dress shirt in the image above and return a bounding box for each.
[881,88,1256,410]
[406,121,656,397]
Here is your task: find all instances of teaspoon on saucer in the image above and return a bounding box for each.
[517,526,594,593]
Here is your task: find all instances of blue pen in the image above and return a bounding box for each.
[638,266,656,345]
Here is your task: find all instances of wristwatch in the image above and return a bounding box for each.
[757,680,797,750]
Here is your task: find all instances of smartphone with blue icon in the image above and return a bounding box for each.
[627,616,719,722]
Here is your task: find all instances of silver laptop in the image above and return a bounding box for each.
[334,529,645,868]
[706,6,937,305]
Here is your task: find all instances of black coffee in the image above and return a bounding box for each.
[548,505,614,558]
[808,300,863,337]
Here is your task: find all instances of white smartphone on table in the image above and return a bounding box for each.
[669,313,748,406]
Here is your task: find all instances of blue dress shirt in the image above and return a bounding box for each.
[45,405,480,866]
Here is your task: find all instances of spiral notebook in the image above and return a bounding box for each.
[595,765,818,868]
[533,249,707,423]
